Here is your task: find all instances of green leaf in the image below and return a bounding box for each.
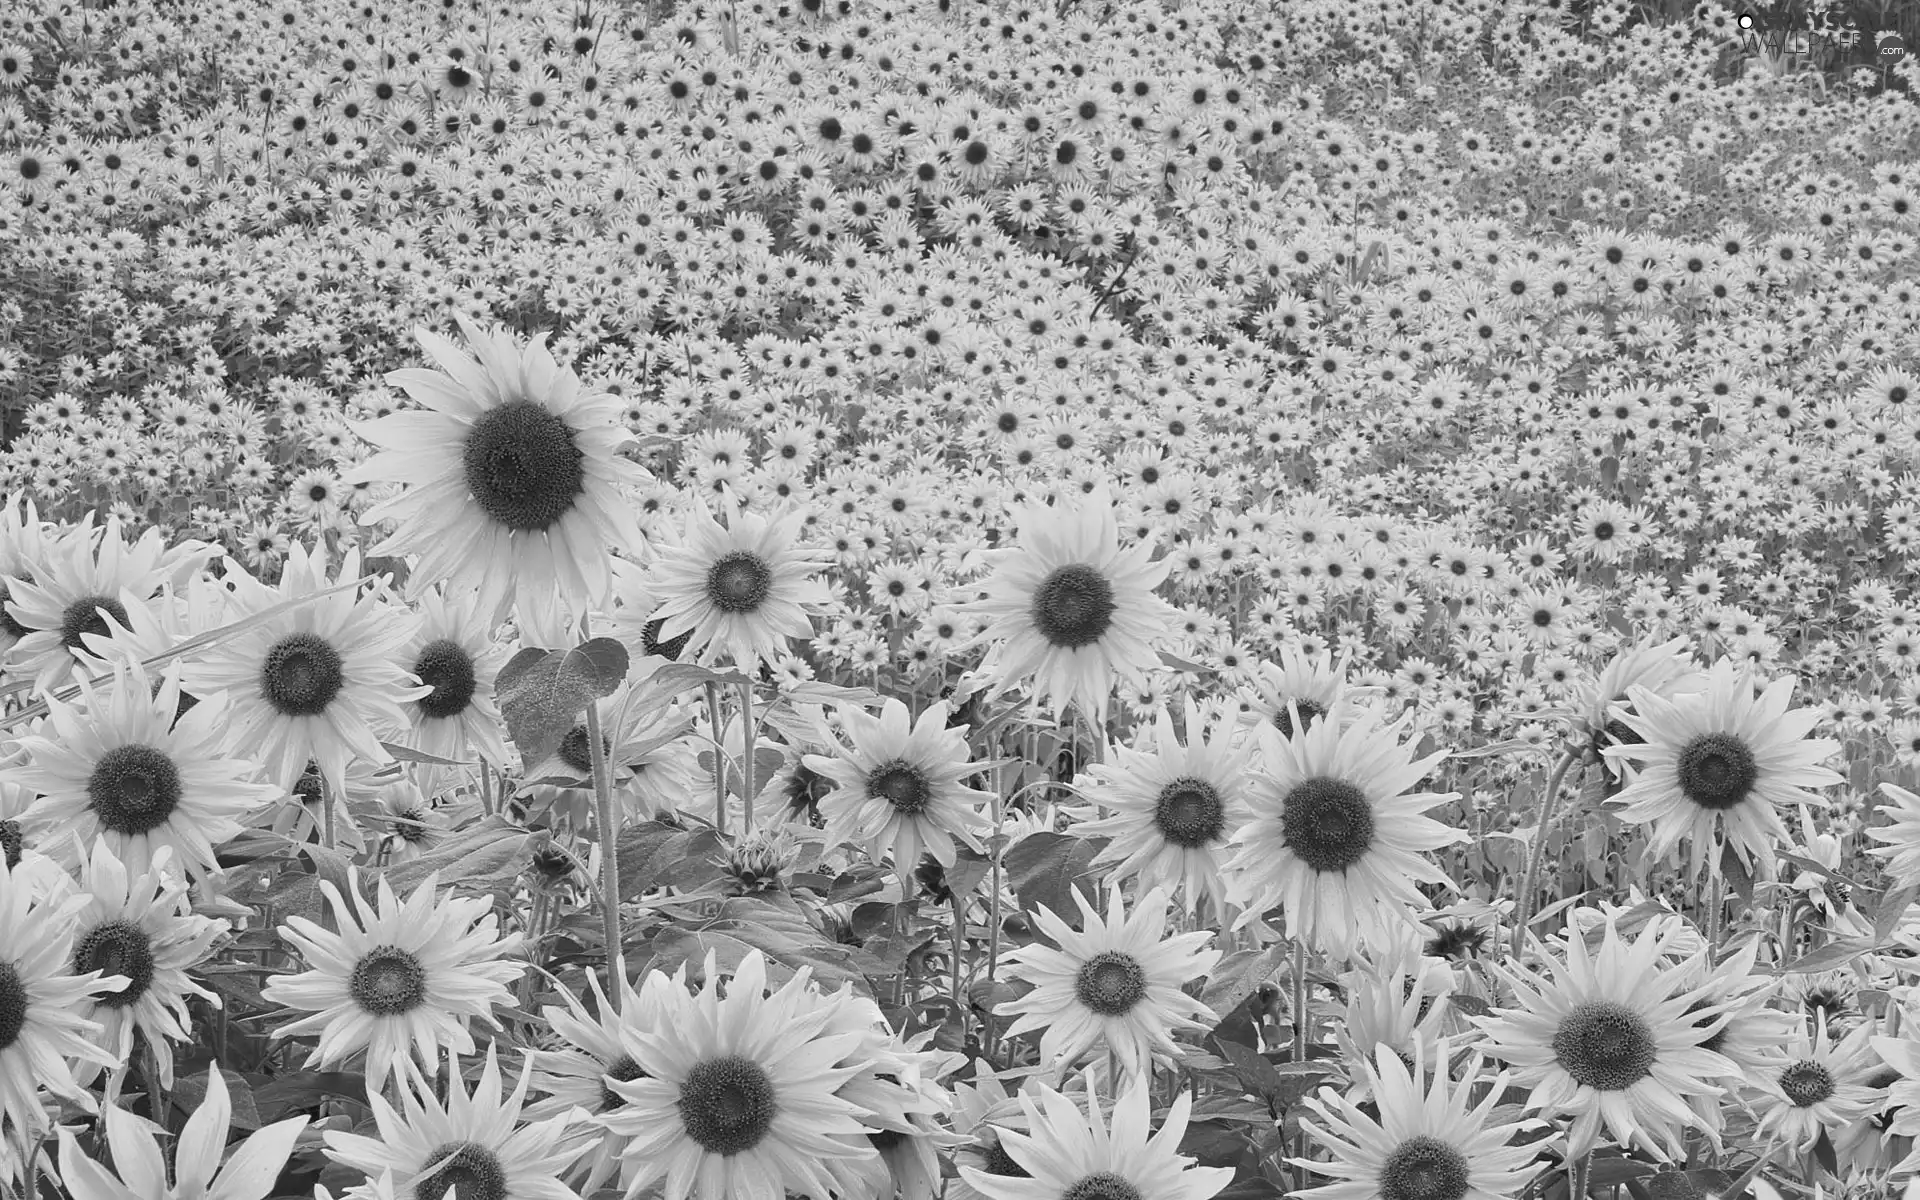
[1002,832,1110,929]
[1777,852,1867,892]
[941,846,992,903]
[1779,935,1877,974]
[171,1066,262,1131]
[1873,883,1918,942]
[493,638,631,766]
[1200,943,1290,1027]
[382,816,537,896]
[616,821,727,900]
[251,1072,367,1124]
[376,740,472,767]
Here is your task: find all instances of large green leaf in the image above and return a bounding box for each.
[1002,832,1110,929]
[493,637,631,766]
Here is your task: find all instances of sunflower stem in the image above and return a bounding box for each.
[1510,747,1583,960]
[705,681,728,837]
[584,693,625,1007]
[1291,937,1310,1189]
[950,890,966,1010]
[1571,1152,1593,1200]
[738,678,756,835]
[986,760,1006,1061]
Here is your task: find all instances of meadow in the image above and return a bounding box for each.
[0,0,1919,1196]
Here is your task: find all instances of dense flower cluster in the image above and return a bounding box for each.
[0,0,1917,1195]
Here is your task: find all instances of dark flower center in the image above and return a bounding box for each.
[1425,921,1488,961]
[1274,697,1327,740]
[1675,732,1757,811]
[867,760,931,815]
[983,1136,1030,1177]
[1780,1060,1836,1107]
[1074,950,1147,1016]
[1380,1134,1471,1200]
[393,809,430,843]
[349,945,428,1016]
[260,631,345,717]
[1554,1000,1656,1090]
[60,594,130,650]
[0,963,26,1051]
[294,761,326,806]
[461,400,586,533]
[1029,564,1117,649]
[786,761,831,821]
[1282,776,1374,872]
[678,1055,777,1155]
[1062,1173,1142,1200]
[0,820,22,869]
[642,616,692,661]
[415,1141,507,1200]
[1154,778,1225,846]
[73,919,156,1008]
[412,638,478,719]
[601,1054,647,1110]
[87,744,182,834]
[705,551,774,615]
[557,724,612,775]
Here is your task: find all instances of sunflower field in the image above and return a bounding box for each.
[0,0,1919,1195]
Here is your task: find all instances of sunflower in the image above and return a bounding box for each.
[1868,782,1920,889]
[1232,643,1372,742]
[0,859,126,1143]
[344,311,650,647]
[70,571,231,711]
[517,677,698,832]
[961,483,1178,728]
[1602,659,1843,880]
[260,868,526,1089]
[1224,701,1466,961]
[1073,696,1256,919]
[1,511,221,692]
[55,1059,309,1200]
[599,949,879,1200]
[948,1068,1033,1200]
[389,583,514,799]
[1572,635,1704,778]
[1752,1014,1882,1154]
[63,840,226,1093]
[957,1073,1232,1200]
[372,777,455,865]
[1476,909,1735,1161]
[996,884,1220,1079]
[1332,929,1459,1095]
[1293,1038,1539,1200]
[803,697,993,871]
[0,496,53,661]
[180,540,430,804]
[323,1043,588,1200]
[643,496,831,673]
[526,965,675,1196]
[4,658,281,882]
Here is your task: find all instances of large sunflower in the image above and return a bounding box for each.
[1224,701,1465,960]
[179,541,430,805]
[260,868,526,1089]
[1476,909,1734,1161]
[389,583,514,799]
[323,1044,588,1200]
[4,658,281,882]
[1073,696,1257,918]
[1602,659,1843,879]
[803,697,994,871]
[961,484,1178,728]
[1293,1039,1539,1200]
[643,497,831,673]
[600,949,879,1200]
[344,311,649,647]
[957,1074,1232,1200]
[996,884,1220,1079]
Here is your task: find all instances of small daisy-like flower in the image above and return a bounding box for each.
[4,658,280,882]
[1292,1038,1539,1200]
[1752,1015,1882,1153]
[803,697,993,871]
[1603,659,1844,880]
[2,512,220,692]
[55,1059,309,1200]
[601,949,879,1200]
[962,484,1179,728]
[345,311,649,646]
[63,840,226,1091]
[996,884,1220,1079]
[373,778,452,865]
[323,1043,588,1200]
[181,540,430,798]
[645,497,832,672]
[1074,696,1256,918]
[1868,782,1920,888]
[1476,909,1734,1161]
[957,1073,1232,1200]
[261,868,526,1089]
[391,583,514,797]
[0,860,126,1140]
[526,967,673,1196]
[1225,701,1466,960]
[1234,644,1371,741]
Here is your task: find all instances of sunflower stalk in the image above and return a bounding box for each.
[1510,747,1583,960]
[584,693,624,1009]
[737,678,755,834]
[1291,937,1310,1190]
[1571,1151,1593,1200]
[705,681,728,837]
